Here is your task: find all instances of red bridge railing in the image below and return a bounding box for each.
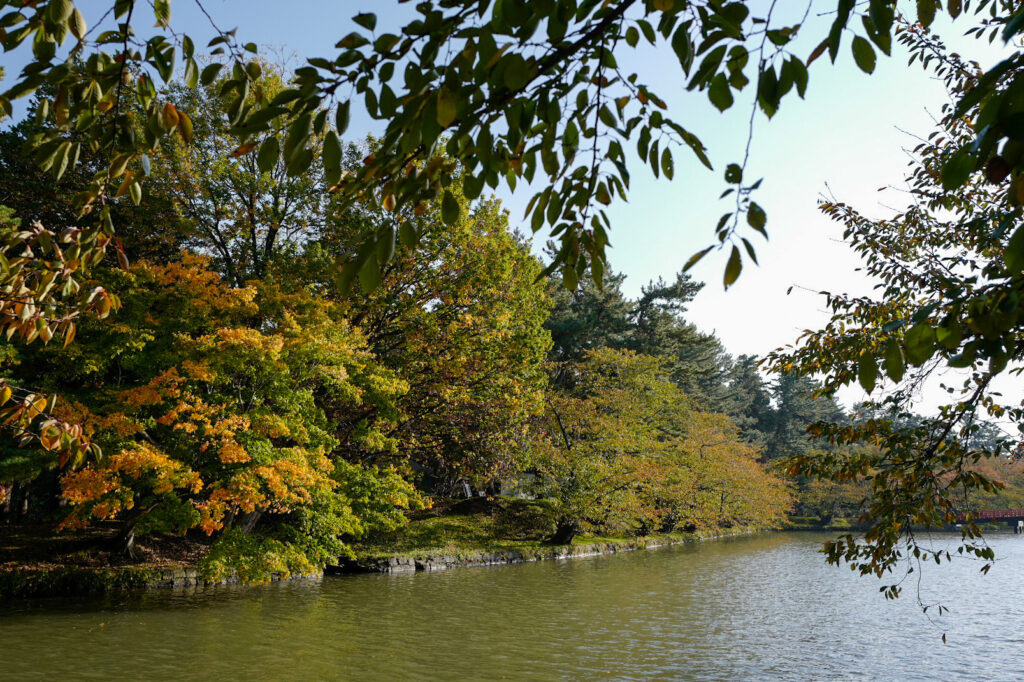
[961,509,1024,520]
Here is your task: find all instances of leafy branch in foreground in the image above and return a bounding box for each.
[0,205,115,466]
[1,0,1004,292]
[766,15,1024,587]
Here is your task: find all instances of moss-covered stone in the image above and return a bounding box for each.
[337,527,758,574]
[0,564,321,600]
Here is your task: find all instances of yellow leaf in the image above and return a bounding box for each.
[178,111,194,144]
[162,102,180,128]
[69,8,87,40]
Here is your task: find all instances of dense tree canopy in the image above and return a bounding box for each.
[531,348,789,543]
[3,0,1024,588]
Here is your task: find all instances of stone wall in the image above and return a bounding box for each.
[336,531,751,574]
[0,565,321,600]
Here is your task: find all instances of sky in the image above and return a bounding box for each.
[2,1,1015,410]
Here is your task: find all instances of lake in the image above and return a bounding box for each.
[2,532,1023,680]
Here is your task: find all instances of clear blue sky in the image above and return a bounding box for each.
[2,2,1014,409]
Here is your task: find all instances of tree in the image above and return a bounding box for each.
[545,262,635,366]
[3,255,422,576]
[153,69,329,286]
[0,89,190,263]
[294,188,553,493]
[719,354,773,445]
[765,19,1024,589]
[547,263,729,406]
[532,348,788,543]
[760,372,845,461]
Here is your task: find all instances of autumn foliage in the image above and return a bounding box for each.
[0,65,790,578]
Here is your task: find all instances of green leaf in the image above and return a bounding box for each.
[1004,224,1024,274]
[671,24,693,73]
[684,246,713,272]
[661,147,674,180]
[904,323,936,366]
[936,321,963,350]
[725,163,742,183]
[399,221,418,248]
[747,202,767,235]
[441,190,460,225]
[503,55,530,90]
[335,100,351,135]
[286,147,314,177]
[358,254,381,293]
[562,263,579,290]
[942,150,975,191]
[200,63,224,86]
[463,173,484,200]
[917,0,937,28]
[1001,8,1024,42]
[884,340,905,382]
[353,12,377,31]
[69,8,87,40]
[625,26,640,47]
[257,136,280,173]
[858,352,878,393]
[323,130,342,167]
[708,73,733,112]
[790,58,809,98]
[851,36,876,74]
[437,88,457,128]
[723,245,742,288]
[376,226,395,264]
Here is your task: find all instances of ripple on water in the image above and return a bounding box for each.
[4,533,1024,680]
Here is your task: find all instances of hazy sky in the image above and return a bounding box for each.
[4,1,1014,409]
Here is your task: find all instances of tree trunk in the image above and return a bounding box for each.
[548,519,580,545]
[111,501,158,560]
[237,510,263,534]
[114,521,138,560]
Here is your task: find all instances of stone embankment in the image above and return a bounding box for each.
[0,565,320,600]
[334,530,752,574]
[1,528,756,599]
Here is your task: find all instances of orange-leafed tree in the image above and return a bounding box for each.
[7,255,421,579]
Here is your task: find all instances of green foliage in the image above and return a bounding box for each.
[532,348,789,543]
[2,255,422,571]
[765,21,1024,585]
[152,69,327,286]
[546,262,730,405]
[356,498,557,556]
[200,529,317,584]
[0,0,984,293]
[297,181,553,490]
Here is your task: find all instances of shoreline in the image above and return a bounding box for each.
[333,527,760,574]
[1,527,762,600]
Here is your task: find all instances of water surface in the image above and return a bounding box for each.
[3,532,1023,680]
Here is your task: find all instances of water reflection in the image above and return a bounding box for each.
[3,533,1023,680]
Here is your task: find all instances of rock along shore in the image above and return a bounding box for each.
[331,528,756,575]
[1,527,758,600]
[0,565,321,600]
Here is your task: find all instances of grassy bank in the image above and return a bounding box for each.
[344,497,763,571]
